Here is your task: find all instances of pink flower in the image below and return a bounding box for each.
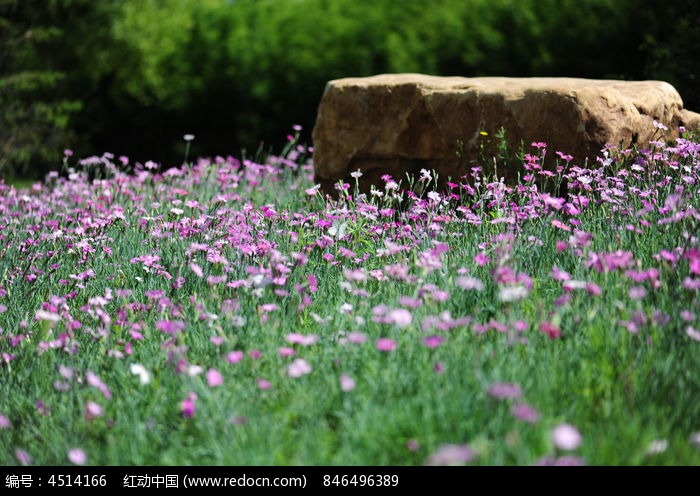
[68,448,87,465]
[657,249,678,264]
[227,350,244,364]
[288,358,312,378]
[346,332,367,344]
[206,368,223,387]
[473,252,490,266]
[156,319,186,335]
[537,455,585,466]
[552,423,582,450]
[86,370,112,399]
[511,403,540,423]
[425,444,475,466]
[278,347,296,358]
[551,266,571,281]
[181,392,197,418]
[84,401,103,421]
[387,308,412,328]
[210,336,224,346]
[539,321,562,339]
[487,382,522,400]
[398,296,423,308]
[305,185,321,196]
[14,449,32,466]
[685,248,700,275]
[629,286,647,300]
[307,274,318,293]
[551,219,571,231]
[257,378,272,390]
[339,374,356,392]
[586,250,634,272]
[0,413,11,428]
[375,338,397,352]
[190,262,204,278]
[686,326,700,341]
[586,282,602,296]
[422,336,445,348]
[285,333,319,346]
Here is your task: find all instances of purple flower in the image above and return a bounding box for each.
[685,248,700,275]
[422,336,445,349]
[473,252,490,266]
[511,403,540,423]
[0,413,11,429]
[156,319,186,335]
[551,266,571,281]
[181,392,197,418]
[398,296,423,308]
[14,449,32,466]
[537,455,585,466]
[86,371,112,399]
[629,286,647,300]
[487,382,522,400]
[84,401,103,421]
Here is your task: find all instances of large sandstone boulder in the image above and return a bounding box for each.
[312,74,700,195]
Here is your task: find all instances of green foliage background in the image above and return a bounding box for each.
[1,0,698,180]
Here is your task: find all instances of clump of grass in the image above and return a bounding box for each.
[0,125,699,466]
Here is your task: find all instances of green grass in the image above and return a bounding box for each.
[0,136,699,466]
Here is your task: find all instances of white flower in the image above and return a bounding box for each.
[183,134,195,141]
[552,424,582,451]
[129,364,151,385]
[35,310,61,322]
[287,358,312,378]
[646,439,668,455]
[186,365,204,377]
[498,285,529,302]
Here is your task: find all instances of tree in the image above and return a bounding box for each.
[0,0,117,180]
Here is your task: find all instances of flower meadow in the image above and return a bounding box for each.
[1,126,699,466]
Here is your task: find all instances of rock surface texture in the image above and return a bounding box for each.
[312,74,700,195]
